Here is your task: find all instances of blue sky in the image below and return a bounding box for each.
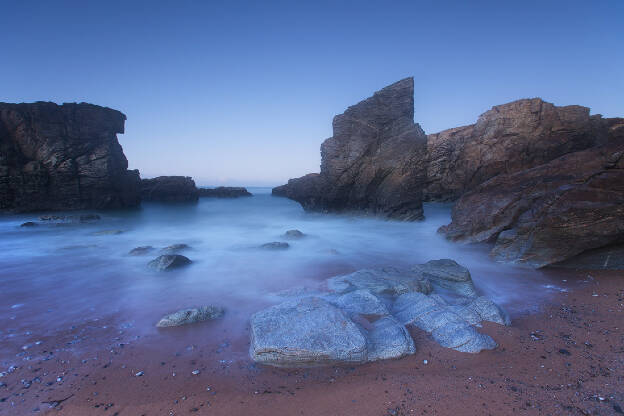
[2,1,622,186]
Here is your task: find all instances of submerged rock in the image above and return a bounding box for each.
[147,254,192,271]
[260,242,290,250]
[160,243,190,254]
[20,222,37,227]
[198,187,252,198]
[250,297,368,367]
[128,246,154,256]
[284,229,304,239]
[92,230,123,236]
[156,306,224,327]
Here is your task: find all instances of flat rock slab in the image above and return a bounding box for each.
[250,297,367,367]
[148,254,192,271]
[157,306,224,327]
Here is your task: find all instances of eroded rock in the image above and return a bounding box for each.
[413,259,478,298]
[260,242,289,250]
[141,176,199,202]
[198,187,251,198]
[156,306,224,327]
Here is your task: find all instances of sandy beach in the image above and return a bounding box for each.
[1,268,621,416]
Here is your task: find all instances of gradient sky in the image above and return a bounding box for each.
[2,1,623,186]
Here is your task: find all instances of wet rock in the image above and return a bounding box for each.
[128,246,154,256]
[431,321,497,353]
[160,243,190,254]
[331,289,390,316]
[20,222,37,227]
[413,259,478,298]
[140,176,199,202]
[198,187,252,198]
[365,315,415,361]
[0,102,141,212]
[284,229,304,239]
[260,242,290,250]
[147,254,192,271]
[156,306,224,327]
[250,297,367,367]
[463,296,511,326]
[327,267,432,297]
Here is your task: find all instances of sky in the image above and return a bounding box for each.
[2,1,623,186]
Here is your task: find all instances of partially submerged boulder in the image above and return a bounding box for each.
[129,246,154,256]
[284,229,304,239]
[260,242,290,250]
[148,254,192,271]
[157,306,224,327]
[20,221,37,227]
[141,176,199,203]
[160,243,190,254]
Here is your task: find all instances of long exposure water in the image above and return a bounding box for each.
[0,187,566,362]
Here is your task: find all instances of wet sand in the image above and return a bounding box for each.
[1,269,622,416]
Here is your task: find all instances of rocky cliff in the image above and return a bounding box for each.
[272,77,428,220]
[0,102,140,212]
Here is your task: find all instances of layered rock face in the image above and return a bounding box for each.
[0,102,140,211]
[440,140,624,268]
[140,176,199,202]
[424,98,613,201]
[273,78,428,220]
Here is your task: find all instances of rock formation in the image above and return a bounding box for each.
[140,176,199,202]
[424,98,615,201]
[198,186,252,198]
[0,102,140,212]
[440,140,624,267]
[273,77,428,220]
[273,77,624,267]
[250,259,509,367]
[156,306,224,327]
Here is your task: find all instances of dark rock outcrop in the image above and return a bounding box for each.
[0,102,140,212]
[140,176,199,202]
[272,78,428,220]
[440,141,624,267]
[198,186,251,198]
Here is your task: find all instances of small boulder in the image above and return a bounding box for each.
[413,259,478,298]
[20,222,37,227]
[463,296,511,326]
[156,306,224,327]
[148,255,192,271]
[160,243,190,254]
[260,242,290,250]
[129,246,155,256]
[284,229,305,239]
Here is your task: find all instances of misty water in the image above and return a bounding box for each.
[0,188,566,360]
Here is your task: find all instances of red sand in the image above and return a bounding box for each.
[1,270,622,415]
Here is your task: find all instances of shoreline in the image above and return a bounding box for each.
[1,269,622,415]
